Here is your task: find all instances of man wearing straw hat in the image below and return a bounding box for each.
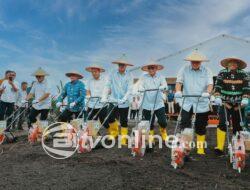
[213,57,249,155]
[85,64,109,129]
[0,71,19,131]
[26,68,51,128]
[56,71,86,122]
[139,62,168,142]
[101,55,134,145]
[175,51,213,155]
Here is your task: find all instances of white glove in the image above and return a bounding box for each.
[56,102,62,108]
[138,87,145,93]
[86,95,91,101]
[133,92,140,96]
[201,92,210,98]
[32,99,39,104]
[100,96,108,103]
[174,91,182,98]
[21,100,28,104]
[214,97,222,106]
[70,102,76,108]
[241,98,249,106]
[118,98,126,105]
[210,95,215,102]
[159,86,167,91]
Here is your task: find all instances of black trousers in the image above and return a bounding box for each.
[29,108,49,127]
[180,107,209,135]
[217,105,243,134]
[87,107,108,128]
[14,107,27,129]
[0,101,15,130]
[130,110,137,120]
[142,107,167,130]
[58,109,81,122]
[107,104,129,127]
[136,109,139,117]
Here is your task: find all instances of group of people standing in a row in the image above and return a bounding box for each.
[0,51,249,155]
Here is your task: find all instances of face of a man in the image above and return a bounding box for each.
[91,68,101,79]
[228,62,238,71]
[118,64,127,73]
[9,72,16,81]
[69,75,79,82]
[36,75,45,83]
[191,61,201,70]
[148,66,157,76]
[21,83,27,91]
[5,71,11,79]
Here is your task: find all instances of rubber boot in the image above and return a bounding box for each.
[214,128,226,156]
[148,130,155,144]
[108,121,119,140]
[120,127,128,146]
[160,128,168,142]
[197,134,206,155]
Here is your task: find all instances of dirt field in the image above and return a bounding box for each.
[0,121,249,190]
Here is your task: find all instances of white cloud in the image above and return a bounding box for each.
[0,0,250,94]
[84,0,250,66]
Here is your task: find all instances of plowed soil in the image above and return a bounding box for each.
[0,121,249,190]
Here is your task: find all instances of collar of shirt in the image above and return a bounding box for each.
[145,73,159,79]
[70,80,79,84]
[116,70,128,76]
[37,80,46,84]
[189,65,204,72]
[227,69,240,74]
[90,76,102,81]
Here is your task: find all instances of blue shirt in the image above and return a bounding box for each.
[139,73,168,111]
[105,70,133,108]
[176,64,213,113]
[57,80,86,112]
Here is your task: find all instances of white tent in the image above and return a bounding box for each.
[156,34,250,77]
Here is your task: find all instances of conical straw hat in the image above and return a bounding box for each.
[141,62,164,71]
[65,71,83,79]
[221,57,247,69]
[32,67,49,76]
[85,64,105,72]
[112,54,134,66]
[185,51,209,62]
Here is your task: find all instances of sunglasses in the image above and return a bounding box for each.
[36,76,44,78]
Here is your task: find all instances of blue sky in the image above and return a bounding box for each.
[0,0,249,93]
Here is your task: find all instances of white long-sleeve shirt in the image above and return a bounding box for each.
[139,73,168,111]
[104,70,133,108]
[176,64,213,113]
